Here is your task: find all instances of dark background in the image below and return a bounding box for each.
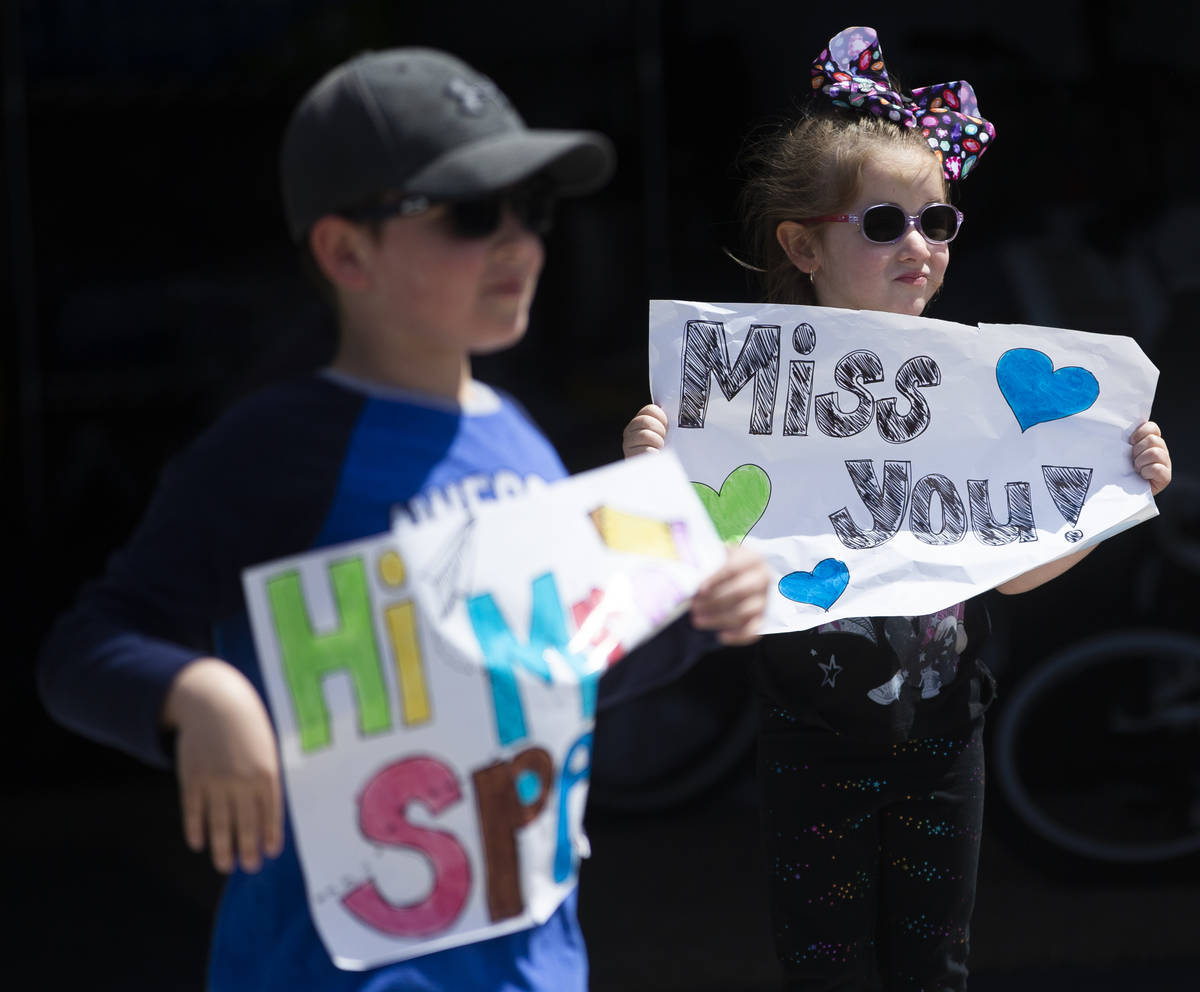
[6,1,1198,988]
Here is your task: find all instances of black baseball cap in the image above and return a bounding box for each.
[280,48,616,242]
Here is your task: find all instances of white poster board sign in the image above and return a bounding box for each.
[648,300,1159,633]
[242,452,724,969]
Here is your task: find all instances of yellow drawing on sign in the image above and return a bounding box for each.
[588,506,683,560]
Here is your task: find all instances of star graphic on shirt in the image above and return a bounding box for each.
[818,655,842,688]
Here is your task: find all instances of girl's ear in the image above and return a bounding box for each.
[776,221,820,275]
[309,216,374,293]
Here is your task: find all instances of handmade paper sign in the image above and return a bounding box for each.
[242,452,725,969]
[648,300,1159,633]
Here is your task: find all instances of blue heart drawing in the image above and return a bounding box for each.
[778,558,850,611]
[996,348,1100,432]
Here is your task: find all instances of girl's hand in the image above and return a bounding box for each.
[1132,420,1171,496]
[690,544,770,646]
[622,404,669,459]
[162,658,285,874]
[1000,420,1173,596]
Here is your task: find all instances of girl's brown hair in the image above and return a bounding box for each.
[736,112,946,305]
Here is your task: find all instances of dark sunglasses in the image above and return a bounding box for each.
[342,186,556,239]
[799,202,963,245]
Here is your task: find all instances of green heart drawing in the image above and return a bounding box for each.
[692,464,771,543]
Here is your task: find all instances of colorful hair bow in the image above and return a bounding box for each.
[810,25,996,181]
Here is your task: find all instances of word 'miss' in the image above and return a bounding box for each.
[679,320,941,443]
[263,548,612,940]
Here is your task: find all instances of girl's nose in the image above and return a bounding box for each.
[897,224,931,258]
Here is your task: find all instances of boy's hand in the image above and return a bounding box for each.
[162,658,284,874]
[622,404,668,459]
[1132,420,1171,495]
[690,544,770,645]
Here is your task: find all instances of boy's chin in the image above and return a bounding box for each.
[470,322,529,356]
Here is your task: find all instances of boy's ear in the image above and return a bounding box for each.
[308,216,374,293]
[776,221,819,274]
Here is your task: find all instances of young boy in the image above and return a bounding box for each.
[37,48,769,991]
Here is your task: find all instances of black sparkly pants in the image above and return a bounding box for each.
[757,722,986,992]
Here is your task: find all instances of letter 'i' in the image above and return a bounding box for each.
[784,323,817,436]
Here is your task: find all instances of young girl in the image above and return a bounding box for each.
[623,25,1172,991]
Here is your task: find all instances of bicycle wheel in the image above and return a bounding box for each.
[991,629,1200,866]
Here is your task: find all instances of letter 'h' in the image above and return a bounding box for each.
[267,558,392,752]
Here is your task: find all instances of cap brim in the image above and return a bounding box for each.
[405,129,615,199]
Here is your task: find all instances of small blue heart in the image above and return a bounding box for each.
[778,559,850,611]
[996,348,1099,432]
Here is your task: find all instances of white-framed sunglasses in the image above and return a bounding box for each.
[798,202,963,245]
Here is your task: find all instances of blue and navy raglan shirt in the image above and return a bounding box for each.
[37,372,711,992]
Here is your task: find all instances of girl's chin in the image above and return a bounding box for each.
[858,298,930,318]
[894,289,938,317]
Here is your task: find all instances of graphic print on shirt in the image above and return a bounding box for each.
[399,470,551,525]
[811,605,966,706]
[817,654,842,687]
